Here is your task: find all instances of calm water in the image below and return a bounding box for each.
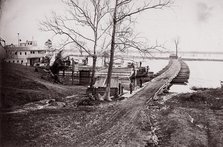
[129,59,223,93]
[92,57,223,93]
[166,60,223,93]
[186,61,223,88]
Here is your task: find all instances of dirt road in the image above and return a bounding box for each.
[72,59,181,146]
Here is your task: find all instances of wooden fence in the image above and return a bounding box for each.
[58,69,91,85]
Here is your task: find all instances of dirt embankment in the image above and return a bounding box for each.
[0,62,87,108]
[0,63,90,146]
[2,86,222,147]
[154,88,223,147]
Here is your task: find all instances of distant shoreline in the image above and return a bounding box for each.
[69,54,223,62]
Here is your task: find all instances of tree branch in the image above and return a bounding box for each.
[117,0,172,22]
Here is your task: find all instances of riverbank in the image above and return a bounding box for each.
[0,63,87,109]
[1,86,222,146]
[152,87,223,147]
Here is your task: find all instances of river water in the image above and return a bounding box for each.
[121,58,223,93]
[146,60,223,93]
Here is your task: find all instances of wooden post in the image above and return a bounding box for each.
[134,67,137,89]
[119,83,121,95]
[63,70,65,77]
[72,59,75,85]
[72,70,74,85]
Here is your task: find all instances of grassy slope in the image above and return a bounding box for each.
[158,88,223,147]
[0,62,86,108]
[1,63,89,147]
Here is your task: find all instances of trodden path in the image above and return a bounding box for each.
[73,59,181,147]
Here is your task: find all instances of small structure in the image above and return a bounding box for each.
[169,54,178,59]
[79,70,91,85]
[93,76,123,98]
[130,66,153,86]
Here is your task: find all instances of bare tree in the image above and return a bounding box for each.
[45,39,52,49]
[40,0,111,88]
[103,0,173,101]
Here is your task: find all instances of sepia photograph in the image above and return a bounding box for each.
[0,0,223,146]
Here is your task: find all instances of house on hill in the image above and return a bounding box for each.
[4,40,46,66]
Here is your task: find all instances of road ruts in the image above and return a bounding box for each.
[74,59,181,147]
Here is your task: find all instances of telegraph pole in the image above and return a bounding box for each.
[174,38,179,58]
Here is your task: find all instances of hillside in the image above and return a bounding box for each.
[0,62,86,108]
[157,88,223,147]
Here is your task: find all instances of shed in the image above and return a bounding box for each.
[79,70,91,85]
[93,76,123,98]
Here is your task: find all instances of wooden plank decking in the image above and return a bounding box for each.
[171,60,190,84]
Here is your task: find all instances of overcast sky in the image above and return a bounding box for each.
[0,0,223,53]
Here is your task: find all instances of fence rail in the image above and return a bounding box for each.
[58,69,91,85]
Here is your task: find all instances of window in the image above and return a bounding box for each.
[13,60,15,63]
[17,60,19,63]
[15,52,17,55]
[8,61,11,63]
[20,52,22,55]
[21,60,23,63]
[25,52,27,55]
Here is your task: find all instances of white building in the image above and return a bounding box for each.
[4,40,46,66]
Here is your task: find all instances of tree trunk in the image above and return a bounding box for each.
[103,0,118,101]
[90,55,97,88]
[90,25,98,89]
